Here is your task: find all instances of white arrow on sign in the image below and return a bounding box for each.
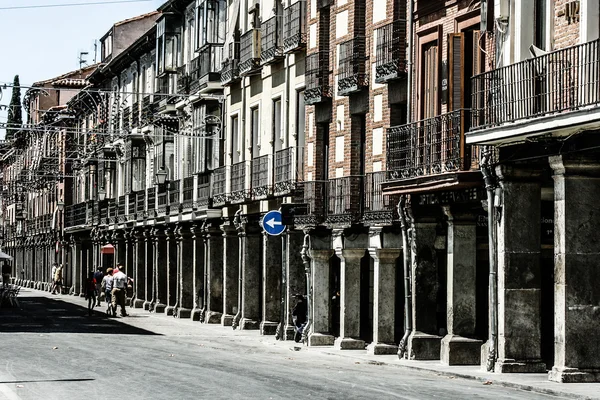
[265,218,282,229]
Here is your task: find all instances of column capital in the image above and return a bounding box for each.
[368,248,401,262]
[442,205,478,224]
[495,165,544,182]
[336,248,366,261]
[308,248,334,261]
[549,154,600,178]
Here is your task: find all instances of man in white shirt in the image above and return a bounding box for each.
[111,267,128,317]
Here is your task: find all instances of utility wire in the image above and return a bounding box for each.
[0,0,153,11]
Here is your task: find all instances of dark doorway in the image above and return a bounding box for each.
[329,255,341,338]
[360,251,372,343]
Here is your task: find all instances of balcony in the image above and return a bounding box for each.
[196,172,211,209]
[305,51,331,105]
[140,95,155,126]
[157,190,168,216]
[190,45,223,94]
[117,195,126,223]
[375,20,407,83]
[386,110,480,193]
[65,202,87,228]
[122,106,131,133]
[291,180,328,227]
[146,187,156,217]
[131,101,140,128]
[99,200,109,224]
[168,179,181,214]
[326,176,363,226]
[239,29,261,75]
[261,16,283,64]
[127,192,136,221]
[182,176,194,211]
[212,166,228,207]
[251,155,271,199]
[283,1,306,53]
[230,161,250,203]
[221,42,240,86]
[469,38,600,144]
[362,171,398,225]
[274,147,302,196]
[338,36,367,95]
[136,190,145,220]
[108,198,117,224]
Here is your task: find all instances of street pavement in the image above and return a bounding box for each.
[0,289,589,400]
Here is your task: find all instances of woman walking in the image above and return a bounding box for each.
[84,271,97,316]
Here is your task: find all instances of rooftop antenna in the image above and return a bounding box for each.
[93,41,98,64]
[79,52,89,69]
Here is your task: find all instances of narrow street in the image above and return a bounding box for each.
[0,290,563,400]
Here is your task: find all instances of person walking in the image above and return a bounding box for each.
[52,264,63,295]
[291,294,308,343]
[50,263,58,293]
[111,268,128,317]
[84,271,97,316]
[93,268,104,306]
[101,268,115,316]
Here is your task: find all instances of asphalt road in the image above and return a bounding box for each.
[0,290,562,400]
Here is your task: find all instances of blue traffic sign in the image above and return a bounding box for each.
[262,210,285,236]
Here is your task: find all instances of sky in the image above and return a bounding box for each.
[0,0,165,139]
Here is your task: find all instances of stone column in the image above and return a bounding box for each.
[493,166,545,373]
[334,248,366,350]
[133,229,145,308]
[176,224,194,318]
[284,231,306,340]
[441,206,482,365]
[125,230,134,278]
[407,221,442,360]
[204,221,223,323]
[143,228,154,310]
[367,248,400,355]
[153,227,168,313]
[548,155,600,382]
[165,226,177,315]
[71,238,82,296]
[113,230,126,268]
[221,222,238,326]
[238,220,262,330]
[190,223,205,321]
[260,232,281,335]
[308,248,334,346]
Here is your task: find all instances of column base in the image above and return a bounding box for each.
[407,331,442,360]
[133,299,145,308]
[440,334,482,366]
[549,367,600,383]
[143,301,152,311]
[79,293,86,298]
[259,321,278,335]
[165,306,176,316]
[284,325,296,341]
[334,337,365,350]
[308,332,335,346]
[154,303,166,313]
[191,307,203,321]
[204,311,222,324]
[221,314,234,326]
[240,318,259,330]
[366,342,398,355]
[495,358,547,373]
[177,308,192,319]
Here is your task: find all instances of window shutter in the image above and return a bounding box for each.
[472,30,482,76]
[422,44,439,119]
[448,33,465,111]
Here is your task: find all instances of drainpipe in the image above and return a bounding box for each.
[397,195,412,359]
[300,233,311,344]
[480,148,498,372]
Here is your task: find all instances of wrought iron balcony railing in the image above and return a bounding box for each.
[261,16,283,64]
[190,45,224,93]
[274,146,302,196]
[108,198,117,224]
[326,176,363,225]
[136,190,145,220]
[117,195,126,223]
[177,64,190,94]
[292,180,328,226]
[146,187,156,217]
[387,109,472,180]
[338,36,368,95]
[131,101,140,128]
[196,172,211,209]
[122,106,131,133]
[230,161,250,203]
[99,200,109,224]
[157,191,168,216]
[305,51,331,105]
[212,166,228,207]
[127,192,136,221]
[251,155,271,199]
[169,179,181,214]
[181,176,194,211]
[239,29,261,75]
[283,1,306,53]
[471,38,600,131]
[221,42,241,85]
[375,19,407,83]
[141,95,154,126]
[363,171,398,224]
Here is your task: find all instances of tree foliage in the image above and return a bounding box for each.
[6,75,23,139]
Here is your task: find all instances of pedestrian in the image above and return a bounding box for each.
[111,268,128,317]
[50,263,58,293]
[53,264,64,295]
[1,262,11,287]
[291,294,307,343]
[101,267,114,316]
[84,271,97,316]
[93,267,104,306]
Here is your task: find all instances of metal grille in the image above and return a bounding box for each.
[240,29,261,73]
[338,36,367,94]
[364,171,397,212]
[327,176,363,216]
[212,166,227,206]
[375,19,407,83]
[305,51,331,103]
[196,172,211,208]
[251,155,271,198]
[230,161,248,198]
[261,16,283,62]
[387,110,470,180]
[472,38,600,130]
[283,1,305,51]
[220,42,240,85]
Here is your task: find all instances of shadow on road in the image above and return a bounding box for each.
[0,379,95,384]
[0,292,159,335]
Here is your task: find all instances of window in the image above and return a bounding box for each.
[251,107,260,158]
[196,0,226,50]
[131,143,146,192]
[296,90,305,149]
[102,33,113,61]
[421,41,439,119]
[156,16,180,76]
[231,115,240,163]
[273,98,282,151]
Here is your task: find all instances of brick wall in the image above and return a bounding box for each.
[553,0,580,50]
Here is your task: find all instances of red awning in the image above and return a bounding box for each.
[101,244,115,255]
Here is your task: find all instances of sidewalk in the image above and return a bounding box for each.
[18,288,600,400]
